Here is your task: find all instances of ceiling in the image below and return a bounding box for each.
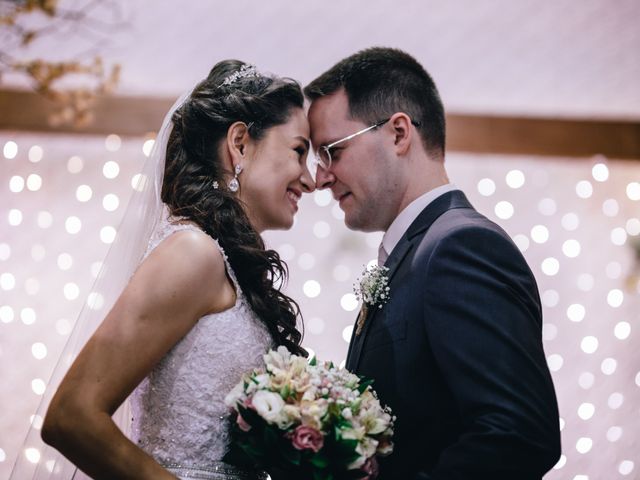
[3,0,640,119]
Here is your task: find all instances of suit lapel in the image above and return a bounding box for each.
[346,190,473,371]
[347,234,415,370]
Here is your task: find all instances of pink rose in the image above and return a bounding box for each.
[361,456,379,480]
[288,425,324,453]
[236,414,252,432]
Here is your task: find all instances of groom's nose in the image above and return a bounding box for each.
[315,167,335,190]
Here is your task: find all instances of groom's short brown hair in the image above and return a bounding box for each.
[304,47,446,160]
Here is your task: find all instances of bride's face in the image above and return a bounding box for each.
[239,108,314,232]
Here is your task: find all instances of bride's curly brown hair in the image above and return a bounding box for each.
[161,60,306,356]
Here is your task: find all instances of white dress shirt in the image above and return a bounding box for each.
[379,183,458,264]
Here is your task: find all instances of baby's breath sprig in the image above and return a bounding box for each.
[354,264,391,309]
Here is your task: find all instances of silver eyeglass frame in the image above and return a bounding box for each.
[313,118,390,171]
[313,117,421,172]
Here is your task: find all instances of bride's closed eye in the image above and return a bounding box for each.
[294,145,308,161]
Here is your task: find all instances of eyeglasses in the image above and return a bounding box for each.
[313,117,421,172]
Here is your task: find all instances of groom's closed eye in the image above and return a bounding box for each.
[329,146,344,161]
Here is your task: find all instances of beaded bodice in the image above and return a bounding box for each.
[129,215,274,474]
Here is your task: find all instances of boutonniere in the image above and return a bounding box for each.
[353,264,391,336]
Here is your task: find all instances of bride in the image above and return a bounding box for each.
[14,60,314,479]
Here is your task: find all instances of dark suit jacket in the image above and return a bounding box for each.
[346,190,561,480]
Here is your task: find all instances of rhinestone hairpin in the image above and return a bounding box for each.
[220,64,260,87]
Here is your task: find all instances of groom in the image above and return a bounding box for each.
[305,47,561,479]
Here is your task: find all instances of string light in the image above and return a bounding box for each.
[2,133,639,479]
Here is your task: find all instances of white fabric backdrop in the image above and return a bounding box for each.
[1,132,638,479]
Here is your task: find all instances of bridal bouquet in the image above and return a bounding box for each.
[224,346,394,480]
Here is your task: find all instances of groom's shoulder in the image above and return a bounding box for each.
[429,203,502,238]
[415,206,516,260]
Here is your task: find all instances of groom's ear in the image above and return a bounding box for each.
[389,112,413,156]
[226,121,250,163]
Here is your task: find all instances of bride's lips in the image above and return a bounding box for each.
[286,188,301,212]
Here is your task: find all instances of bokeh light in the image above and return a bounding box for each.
[103,160,120,179]
[505,169,525,188]
[591,163,609,182]
[28,145,43,163]
[3,140,18,159]
[576,180,593,199]
[477,178,496,196]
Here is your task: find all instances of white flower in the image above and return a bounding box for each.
[225,347,396,470]
[354,265,391,308]
[263,345,291,371]
[356,436,379,459]
[300,398,329,430]
[245,373,270,395]
[224,382,246,408]
[302,387,318,401]
[348,455,367,470]
[252,390,285,424]
[282,404,302,423]
[340,425,366,441]
[362,412,391,435]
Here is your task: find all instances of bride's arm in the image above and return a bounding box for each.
[42,230,235,480]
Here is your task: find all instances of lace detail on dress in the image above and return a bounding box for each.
[129,213,274,476]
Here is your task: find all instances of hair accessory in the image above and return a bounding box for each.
[212,181,219,190]
[220,64,260,87]
[228,164,243,192]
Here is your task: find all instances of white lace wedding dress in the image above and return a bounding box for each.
[129,217,273,479]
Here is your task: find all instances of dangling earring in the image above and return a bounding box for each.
[228,164,242,192]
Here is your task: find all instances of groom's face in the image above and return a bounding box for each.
[308,90,401,232]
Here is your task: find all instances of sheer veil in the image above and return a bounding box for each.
[10,91,191,479]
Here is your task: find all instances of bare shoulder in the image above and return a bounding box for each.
[131,228,232,317]
[146,229,227,284]
[46,229,233,423]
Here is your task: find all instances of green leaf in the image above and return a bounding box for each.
[280,443,302,466]
[263,424,279,447]
[337,438,358,452]
[310,452,329,469]
[281,384,291,399]
[309,355,317,366]
[328,401,345,419]
[333,437,359,464]
[239,440,265,463]
[335,417,353,430]
[238,404,265,428]
[357,378,374,394]
[223,443,254,467]
[312,469,333,480]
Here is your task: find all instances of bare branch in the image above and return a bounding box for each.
[0,0,126,127]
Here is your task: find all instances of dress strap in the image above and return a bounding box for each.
[207,236,242,297]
